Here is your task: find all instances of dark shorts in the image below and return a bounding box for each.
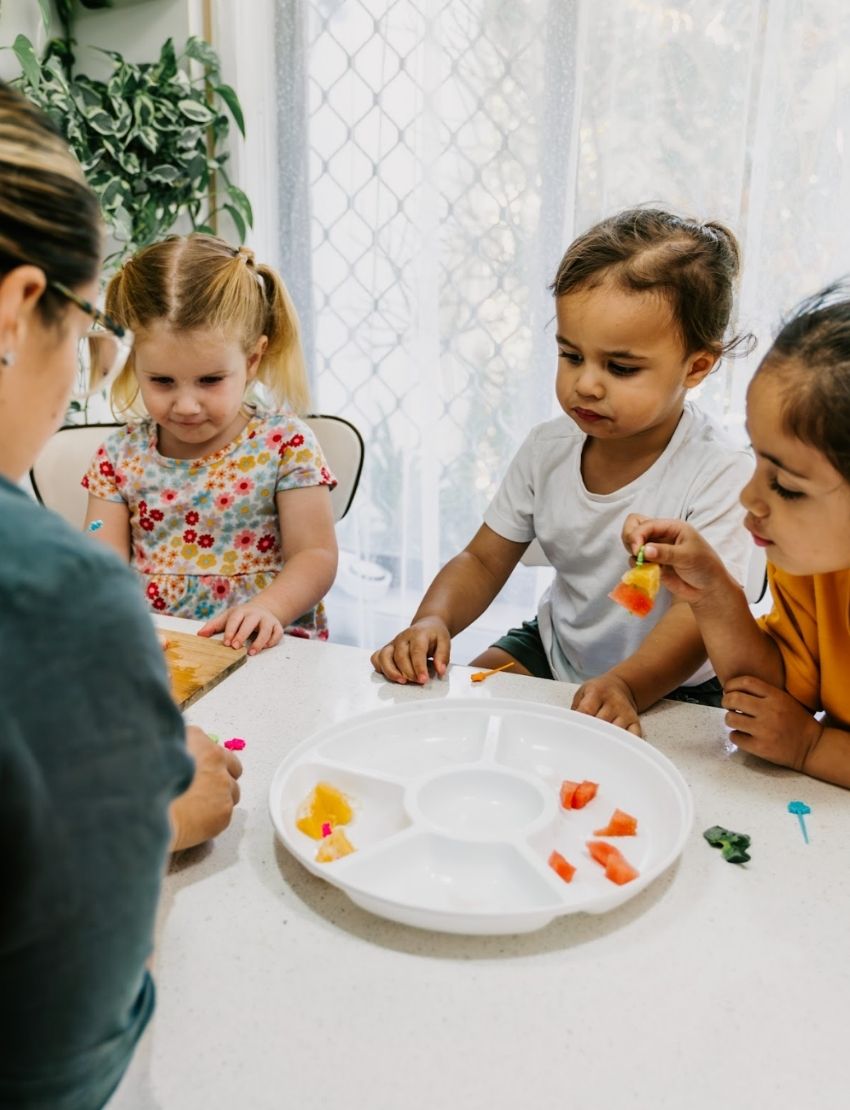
[492,617,725,707]
[491,618,555,679]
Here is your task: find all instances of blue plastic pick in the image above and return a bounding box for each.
[788,800,811,844]
[87,519,103,532]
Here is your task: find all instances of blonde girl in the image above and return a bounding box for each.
[84,234,338,654]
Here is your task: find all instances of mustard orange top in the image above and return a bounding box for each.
[758,563,850,725]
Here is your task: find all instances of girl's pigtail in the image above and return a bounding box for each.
[255,263,311,414]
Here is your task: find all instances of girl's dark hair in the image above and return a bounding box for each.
[551,207,753,359]
[758,280,850,483]
[0,82,102,323]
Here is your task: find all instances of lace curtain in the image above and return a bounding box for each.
[216,0,850,653]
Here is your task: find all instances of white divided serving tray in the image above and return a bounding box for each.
[269,698,693,935]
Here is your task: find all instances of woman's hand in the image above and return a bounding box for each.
[571,673,642,736]
[621,514,730,605]
[198,601,283,655]
[370,617,452,685]
[169,726,243,851]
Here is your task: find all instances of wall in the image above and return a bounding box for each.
[0,0,200,79]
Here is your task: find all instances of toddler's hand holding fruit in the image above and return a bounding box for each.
[620,514,733,606]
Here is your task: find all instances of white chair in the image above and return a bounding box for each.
[520,536,767,604]
[30,415,364,528]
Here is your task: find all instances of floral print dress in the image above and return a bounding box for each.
[83,410,336,638]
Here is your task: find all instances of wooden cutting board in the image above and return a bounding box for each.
[161,629,247,709]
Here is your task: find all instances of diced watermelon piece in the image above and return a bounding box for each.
[547,849,576,883]
[587,840,617,866]
[587,840,639,885]
[593,808,638,836]
[559,780,579,809]
[572,780,598,809]
[608,581,654,617]
[604,854,639,885]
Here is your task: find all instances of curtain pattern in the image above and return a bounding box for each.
[265,0,850,648]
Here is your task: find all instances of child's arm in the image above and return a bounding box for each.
[370,524,529,684]
[622,513,785,687]
[84,494,131,562]
[571,600,710,736]
[198,486,338,654]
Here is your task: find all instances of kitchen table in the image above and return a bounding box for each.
[109,617,850,1110]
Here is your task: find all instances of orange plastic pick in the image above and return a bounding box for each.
[470,661,515,683]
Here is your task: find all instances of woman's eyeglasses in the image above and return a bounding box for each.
[49,281,134,401]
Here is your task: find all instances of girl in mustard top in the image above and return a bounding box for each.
[623,282,850,789]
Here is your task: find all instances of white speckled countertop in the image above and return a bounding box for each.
[109,618,850,1110]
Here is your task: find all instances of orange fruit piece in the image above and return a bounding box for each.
[548,849,576,883]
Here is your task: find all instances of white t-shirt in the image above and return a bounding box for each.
[483,402,754,685]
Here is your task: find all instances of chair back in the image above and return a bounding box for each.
[30,415,364,527]
[30,423,112,529]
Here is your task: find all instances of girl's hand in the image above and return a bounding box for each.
[571,673,642,736]
[620,514,729,604]
[198,601,284,655]
[723,675,824,770]
[370,617,452,685]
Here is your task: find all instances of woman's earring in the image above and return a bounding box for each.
[0,351,15,367]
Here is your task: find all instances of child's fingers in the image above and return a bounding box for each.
[224,610,256,649]
[571,686,602,715]
[408,637,432,685]
[370,644,408,684]
[431,631,451,677]
[722,674,771,698]
[638,540,681,566]
[247,616,281,655]
[393,636,425,684]
[197,612,227,638]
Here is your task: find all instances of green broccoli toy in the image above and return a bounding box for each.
[703,825,751,865]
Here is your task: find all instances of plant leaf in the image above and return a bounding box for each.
[227,183,254,227]
[213,83,245,136]
[224,203,246,242]
[12,35,41,88]
[37,0,51,29]
[147,164,181,184]
[183,36,220,72]
[178,98,215,124]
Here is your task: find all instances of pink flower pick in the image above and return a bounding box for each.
[223,737,246,751]
[321,822,333,838]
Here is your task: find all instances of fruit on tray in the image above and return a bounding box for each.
[559,779,598,810]
[593,808,638,836]
[315,827,356,863]
[609,547,661,618]
[296,782,353,839]
[547,849,576,883]
[587,840,639,885]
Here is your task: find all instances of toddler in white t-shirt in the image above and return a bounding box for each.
[371,207,754,736]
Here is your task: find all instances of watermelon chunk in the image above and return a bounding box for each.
[547,849,576,883]
[609,562,661,618]
[559,780,579,809]
[593,808,638,836]
[572,780,598,809]
[587,840,639,885]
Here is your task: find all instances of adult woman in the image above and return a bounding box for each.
[0,83,241,1107]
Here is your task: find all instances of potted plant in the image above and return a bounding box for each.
[12,26,251,269]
